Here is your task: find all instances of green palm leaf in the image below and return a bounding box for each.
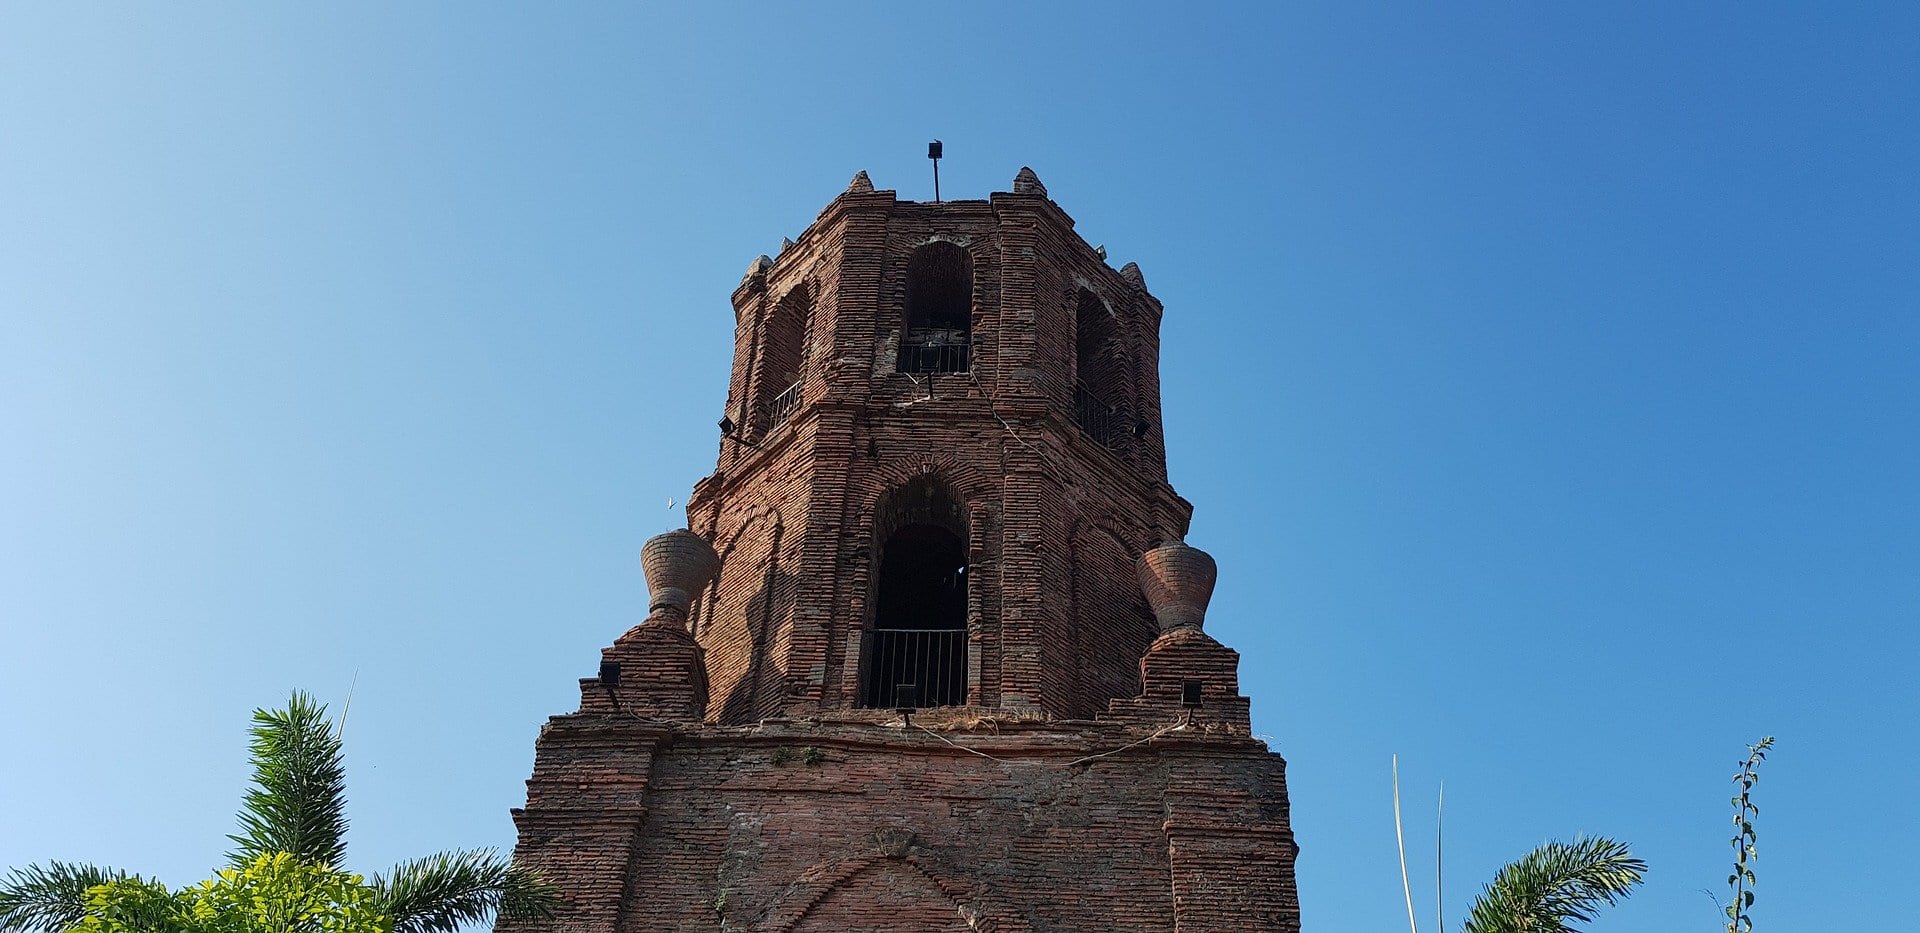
[6,692,555,933]
[0,861,135,933]
[1462,836,1645,933]
[227,690,349,868]
[370,849,556,933]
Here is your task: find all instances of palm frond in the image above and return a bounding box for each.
[227,690,349,868]
[0,862,133,933]
[1462,836,1645,933]
[370,849,557,933]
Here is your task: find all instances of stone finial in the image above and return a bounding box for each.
[1012,166,1047,197]
[1119,262,1145,289]
[1137,541,1217,632]
[846,170,874,194]
[780,236,795,254]
[640,529,720,617]
[741,254,773,288]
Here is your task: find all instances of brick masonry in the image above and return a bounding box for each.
[497,169,1302,932]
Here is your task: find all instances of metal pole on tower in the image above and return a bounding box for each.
[928,140,943,202]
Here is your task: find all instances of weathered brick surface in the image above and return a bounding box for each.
[503,716,1297,933]
[687,177,1190,721]
[499,170,1302,931]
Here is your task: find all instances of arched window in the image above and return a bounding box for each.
[862,478,969,708]
[898,242,972,373]
[759,285,810,431]
[1073,290,1127,445]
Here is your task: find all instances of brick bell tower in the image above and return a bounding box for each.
[499,168,1301,932]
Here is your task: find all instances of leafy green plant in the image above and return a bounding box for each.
[1460,836,1645,933]
[70,854,388,933]
[1725,736,1774,933]
[0,692,555,933]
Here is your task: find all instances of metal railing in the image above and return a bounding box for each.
[1074,381,1127,447]
[862,628,967,709]
[765,379,802,430]
[899,329,971,374]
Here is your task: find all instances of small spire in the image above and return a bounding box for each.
[1012,166,1047,197]
[1119,261,1145,289]
[846,170,874,194]
[1093,245,1106,260]
[741,254,773,287]
[780,236,796,254]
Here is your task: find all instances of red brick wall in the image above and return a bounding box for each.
[687,180,1192,724]
[502,716,1299,933]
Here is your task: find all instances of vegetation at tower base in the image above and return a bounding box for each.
[1459,837,1645,933]
[1392,758,1642,933]
[61,855,387,933]
[0,692,554,933]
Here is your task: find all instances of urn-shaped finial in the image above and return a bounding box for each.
[1137,540,1218,632]
[1012,166,1047,197]
[640,529,720,616]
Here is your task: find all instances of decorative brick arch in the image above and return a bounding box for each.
[752,830,1030,933]
[1072,287,1134,393]
[861,453,997,510]
[830,459,1003,708]
[1068,485,1153,550]
[894,240,977,375]
[752,283,814,435]
[698,506,790,722]
[1066,516,1159,719]
[852,459,998,591]
[915,233,974,250]
[694,505,783,634]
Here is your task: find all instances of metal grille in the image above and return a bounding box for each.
[900,329,971,374]
[765,379,802,429]
[1074,381,1126,446]
[862,628,967,709]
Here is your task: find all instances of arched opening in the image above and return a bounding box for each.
[1074,290,1127,445]
[898,242,972,373]
[759,285,810,431]
[862,479,969,708]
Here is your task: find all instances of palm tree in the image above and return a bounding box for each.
[0,692,554,933]
[1460,836,1645,933]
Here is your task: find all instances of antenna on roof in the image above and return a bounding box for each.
[927,140,943,202]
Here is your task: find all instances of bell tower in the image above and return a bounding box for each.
[689,166,1192,723]
[499,168,1301,933]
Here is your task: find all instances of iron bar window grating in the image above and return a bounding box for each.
[900,330,970,374]
[862,628,967,708]
[1073,381,1126,446]
[765,380,802,429]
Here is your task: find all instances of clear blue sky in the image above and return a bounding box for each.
[3,4,1915,930]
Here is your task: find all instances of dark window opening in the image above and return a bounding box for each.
[1074,290,1127,445]
[759,286,810,431]
[899,242,972,373]
[1181,679,1205,708]
[863,523,968,708]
